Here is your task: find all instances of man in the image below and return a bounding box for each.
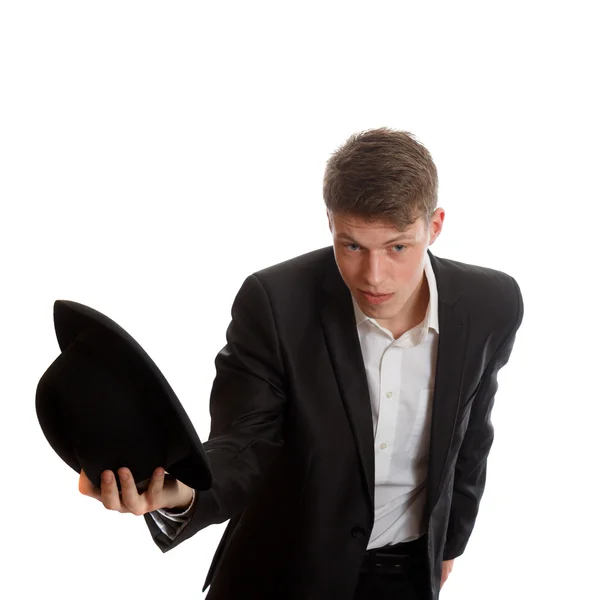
[80,128,524,599]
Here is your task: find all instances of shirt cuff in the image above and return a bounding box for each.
[155,488,196,520]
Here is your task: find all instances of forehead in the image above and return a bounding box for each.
[331,212,422,239]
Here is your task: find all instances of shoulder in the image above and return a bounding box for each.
[228,246,334,315]
[430,251,524,332]
[244,246,334,296]
[431,252,520,297]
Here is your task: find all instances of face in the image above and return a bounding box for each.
[328,208,444,332]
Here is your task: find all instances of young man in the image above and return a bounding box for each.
[80,128,524,600]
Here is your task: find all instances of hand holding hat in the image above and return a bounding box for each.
[78,465,195,515]
[36,299,212,512]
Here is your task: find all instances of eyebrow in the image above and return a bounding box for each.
[336,233,416,244]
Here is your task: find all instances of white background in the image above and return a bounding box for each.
[1,1,598,598]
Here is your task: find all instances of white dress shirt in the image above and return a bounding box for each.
[356,251,439,549]
[151,252,439,548]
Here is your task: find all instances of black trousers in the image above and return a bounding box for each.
[353,535,430,600]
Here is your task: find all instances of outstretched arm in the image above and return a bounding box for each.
[144,273,287,552]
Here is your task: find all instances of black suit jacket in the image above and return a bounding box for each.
[144,246,524,600]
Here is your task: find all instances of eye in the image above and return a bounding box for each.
[344,243,360,251]
[392,245,406,253]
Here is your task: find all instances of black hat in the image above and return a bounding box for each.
[36,300,212,492]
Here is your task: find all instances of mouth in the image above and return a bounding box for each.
[360,290,391,297]
[359,290,394,305]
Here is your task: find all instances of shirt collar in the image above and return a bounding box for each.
[351,250,439,335]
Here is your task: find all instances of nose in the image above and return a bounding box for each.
[363,252,384,287]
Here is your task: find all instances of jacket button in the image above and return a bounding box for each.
[351,526,366,538]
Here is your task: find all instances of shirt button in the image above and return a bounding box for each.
[386,391,393,398]
[380,443,387,450]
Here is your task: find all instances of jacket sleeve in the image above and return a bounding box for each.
[144,273,287,552]
[443,277,524,561]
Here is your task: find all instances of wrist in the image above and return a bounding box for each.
[168,487,195,513]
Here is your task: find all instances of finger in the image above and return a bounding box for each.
[117,467,143,515]
[100,470,124,512]
[79,469,101,501]
[145,467,166,510]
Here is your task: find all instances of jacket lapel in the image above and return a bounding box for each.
[320,260,375,517]
[320,248,470,523]
[425,252,469,519]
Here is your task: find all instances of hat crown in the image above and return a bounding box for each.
[36,300,211,491]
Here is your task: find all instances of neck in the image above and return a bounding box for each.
[384,271,430,339]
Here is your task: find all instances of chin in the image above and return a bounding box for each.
[359,301,388,314]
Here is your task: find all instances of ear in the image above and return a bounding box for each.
[326,209,332,233]
[428,208,445,245]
